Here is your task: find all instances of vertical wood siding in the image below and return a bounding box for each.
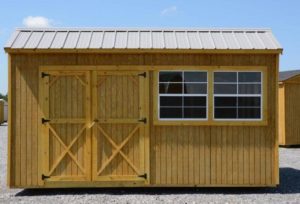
[278,84,285,145]
[47,75,87,178]
[9,53,278,187]
[94,74,143,178]
[284,83,300,145]
[0,101,4,123]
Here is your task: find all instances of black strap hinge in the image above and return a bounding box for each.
[138,118,147,124]
[138,72,146,78]
[42,118,51,124]
[138,173,147,179]
[41,72,50,78]
[41,174,50,180]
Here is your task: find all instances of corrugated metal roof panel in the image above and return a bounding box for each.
[50,31,68,49]
[164,31,177,49]
[187,32,202,49]
[222,32,240,49]
[152,31,164,49]
[62,31,80,49]
[234,32,252,49]
[102,31,116,48]
[279,70,300,81]
[246,32,265,49]
[24,31,44,48]
[140,31,151,48]
[257,32,277,49]
[5,28,282,51]
[176,32,190,49]
[5,30,20,48]
[199,32,215,49]
[76,31,92,49]
[265,31,282,49]
[127,31,139,48]
[211,32,227,49]
[114,31,127,48]
[89,31,104,49]
[11,31,31,48]
[37,31,56,48]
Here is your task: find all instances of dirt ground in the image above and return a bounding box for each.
[1,123,300,203]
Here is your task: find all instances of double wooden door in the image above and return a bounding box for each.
[39,69,149,185]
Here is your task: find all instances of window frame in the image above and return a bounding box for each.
[158,70,208,121]
[153,66,268,126]
[213,71,263,121]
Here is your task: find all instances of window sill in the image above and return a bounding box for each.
[153,119,268,126]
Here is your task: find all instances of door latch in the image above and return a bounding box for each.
[41,118,51,124]
[138,173,147,179]
[41,72,50,78]
[138,72,146,78]
[41,174,50,180]
[138,118,147,124]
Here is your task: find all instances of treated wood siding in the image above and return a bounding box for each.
[150,54,277,186]
[284,83,300,145]
[9,53,277,187]
[278,84,285,145]
[0,101,4,124]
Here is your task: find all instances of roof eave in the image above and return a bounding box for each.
[279,74,300,83]
[4,48,283,54]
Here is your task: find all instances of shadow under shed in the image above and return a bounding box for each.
[15,167,300,197]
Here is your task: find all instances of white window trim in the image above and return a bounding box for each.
[158,70,208,121]
[213,71,263,121]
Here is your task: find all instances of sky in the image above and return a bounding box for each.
[0,0,300,94]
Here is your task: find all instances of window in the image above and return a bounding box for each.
[159,71,207,119]
[213,72,262,120]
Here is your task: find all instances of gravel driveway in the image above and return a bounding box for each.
[1,124,300,204]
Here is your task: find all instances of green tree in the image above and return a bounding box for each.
[0,93,8,101]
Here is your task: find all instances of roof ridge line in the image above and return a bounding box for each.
[14,27,273,32]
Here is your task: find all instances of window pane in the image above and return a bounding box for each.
[160,108,182,118]
[184,72,207,82]
[184,96,206,107]
[215,97,237,107]
[239,72,261,82]
[159,83,182,94]
[184,83,207,94]
[214,108,237,119]
[238,97,261,107]
[159,72,183,82]
[184,108,206,118]
[238,108,261,119]
[214,84,237,94]
[238,84,261,94]
[214,72,237,82]
[160,96,182,107]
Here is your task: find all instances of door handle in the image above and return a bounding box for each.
[138,118,147,124]
[138,173,147,179]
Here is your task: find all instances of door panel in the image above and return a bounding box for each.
[40,71,91,182]
[40,69,149,184]
[92,71,149,183]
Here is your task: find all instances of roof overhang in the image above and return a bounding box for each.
[4,28,283,54]
[4,48,283,54]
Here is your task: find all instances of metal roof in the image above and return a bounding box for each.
[5,28,282,51]
[279,70,300,81]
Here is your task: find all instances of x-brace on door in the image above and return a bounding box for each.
[91,71,149,184]
[40,70,91,182]
[40,69,149,185]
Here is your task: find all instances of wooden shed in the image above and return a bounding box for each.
[279,70,300,146]
[0,99,4,124]
[5,28,282,188]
